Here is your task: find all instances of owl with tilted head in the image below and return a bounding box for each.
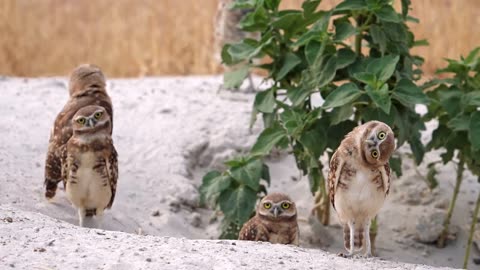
[44,64,117,227]
[328,121,395,257]
[239,193,299,246]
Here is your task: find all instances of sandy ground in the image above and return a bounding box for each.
[0,206,452,270]
[0,76,478,269]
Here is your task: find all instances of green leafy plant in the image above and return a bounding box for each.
[423,47,480,266]
[201,0,429,239]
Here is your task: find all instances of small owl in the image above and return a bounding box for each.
[239,193,299,246]
[328,121,395,257]
[44,64,113,199]
[44,64,117,227]
[63,105,117,227]
[214,0,258,91]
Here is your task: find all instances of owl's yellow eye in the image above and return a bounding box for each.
[94,112,103,119]
[378,131,386,140]
[76,118,86,125]
[371,150,379,158]
[281,202,290,209]
[263,202,272,209]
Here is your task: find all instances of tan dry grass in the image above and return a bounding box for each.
[0,0,478,77]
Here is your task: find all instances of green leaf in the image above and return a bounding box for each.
[228,42,256,62]
[469,112,480,151]
[305,54,337,89]
[261,163,271,185]
[302,0,321,15]
[305,40,322,65]
[437,88,462,117]
[426,163,439,189]
[447,114,470,131]
[254,89,276,113]
[409,135,425,165]
[308,168,322,195]
[221,44,234,65]
[323,82,362,109]
[374,5,401,23]
[276,52,302,80]
[413,39,429,47]
[288,87,312,107]
[362,106,395,126]
[353,72,377,87]
[271,11,304,33]
[401,0,411,18]
[299,123,328,159]
[366,55,400,82]
[223,66,250,89]
[336,48,357,69]
[365,84,391,114]
[370,25,387,55]
[389,156,402,177]
[392,79,429,106]
[330,104,354,125]
[464,92,480,106]
[230,159,263,190]
[251,124,287,156]
[199,171,232,207]
[219,186,257,224]
[327,120,357,150]
[335,0,367,11]
[334,20,356,41]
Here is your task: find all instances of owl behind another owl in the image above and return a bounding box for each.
[239,193,299,246]
[44,64,117,227]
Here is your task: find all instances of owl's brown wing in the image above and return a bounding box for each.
[44,114,73,199]
[381,162,391,196]
[105,142,118,209]
[238,217,269,242]
[328,151,345,210]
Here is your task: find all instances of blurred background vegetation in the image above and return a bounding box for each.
[0,0,478,77]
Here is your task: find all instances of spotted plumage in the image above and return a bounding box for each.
[239,193,299,246]
[44,64,117,227]
[328,121,395,257]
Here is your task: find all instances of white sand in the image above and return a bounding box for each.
[0,76,478,269]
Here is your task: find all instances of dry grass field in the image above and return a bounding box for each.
[0,0,478,77]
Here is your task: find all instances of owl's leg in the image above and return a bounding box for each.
[363,220,372,257]
[339,221,355,258]
[348,221,355,256]
[96,208,104,229]
[77,208,86,227]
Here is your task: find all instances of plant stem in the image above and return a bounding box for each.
[463,188,480,269]
[437,155,465,248]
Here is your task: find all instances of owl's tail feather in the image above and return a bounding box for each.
[44,179,60,199]
[343,224,364,251]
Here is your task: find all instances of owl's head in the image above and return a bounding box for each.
[69,64,106,97]
[257,193,297,220]
[360,121,395,166]
[72,105,111,135]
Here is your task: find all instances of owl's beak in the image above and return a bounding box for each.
[365,138,376,146]
[85,118,96,127]
[272,206,280,218]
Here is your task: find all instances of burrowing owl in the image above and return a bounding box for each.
[328,121,395,257]
[214,0,258,91]
[239,193,299,245]
[44,64,117,227]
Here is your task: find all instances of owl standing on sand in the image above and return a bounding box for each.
[214,0,259,91]
[239,193,299,246]
[44,64,118,227]
[328,121,395,257]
